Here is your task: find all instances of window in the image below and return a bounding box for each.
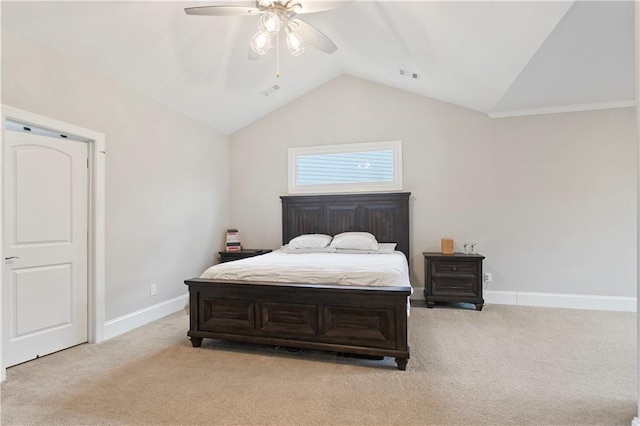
[288,140,403,194]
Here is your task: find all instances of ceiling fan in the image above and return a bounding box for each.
[185,1,347,62]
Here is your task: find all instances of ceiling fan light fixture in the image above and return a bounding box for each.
[250,31,272,55]
[258,11,281,33]
[285,27,305,56]
[184,0,343,76]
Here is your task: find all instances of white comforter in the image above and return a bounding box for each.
[200,250,411,289]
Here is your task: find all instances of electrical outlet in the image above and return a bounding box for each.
[150,284,157,296]
[483,273,493,283]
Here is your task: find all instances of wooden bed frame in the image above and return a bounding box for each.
[184,192,412,370]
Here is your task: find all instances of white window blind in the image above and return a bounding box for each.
[288,140,402,194]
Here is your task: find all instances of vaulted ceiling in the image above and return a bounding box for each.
[2,1,636,135]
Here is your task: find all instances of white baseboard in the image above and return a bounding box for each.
[483,290,518,305]
[485,290,636,312]
[104,294,188,341]
[103,289,635,341]
[631,417,640,426]
[412,287,636,312]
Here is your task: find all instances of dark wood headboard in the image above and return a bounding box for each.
[280,192,411,259]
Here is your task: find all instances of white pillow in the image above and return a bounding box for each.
[288,234,333,249]
[329,232,379,251]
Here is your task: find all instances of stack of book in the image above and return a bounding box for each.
[225,229,241,252]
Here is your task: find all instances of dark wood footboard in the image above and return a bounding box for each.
[185,278,411,370]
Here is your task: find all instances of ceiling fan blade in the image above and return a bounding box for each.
[292,1,354,14]
[292,18,337,54]
[184,5,259,16]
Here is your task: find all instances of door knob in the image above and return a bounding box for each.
[4,256,20,261]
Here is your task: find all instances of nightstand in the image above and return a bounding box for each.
[219,249,272,263]
[423,252,485,311]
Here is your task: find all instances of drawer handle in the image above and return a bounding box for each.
[451,266,457,271]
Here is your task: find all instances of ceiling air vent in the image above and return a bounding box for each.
[399,69,420,80]
[261,84,281,96]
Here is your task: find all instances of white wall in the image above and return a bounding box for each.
[1,30,230,320]
[229,75,637,301]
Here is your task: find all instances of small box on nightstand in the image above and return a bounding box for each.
[440,239,454,255]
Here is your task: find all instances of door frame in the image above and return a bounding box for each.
[0,105,106,381]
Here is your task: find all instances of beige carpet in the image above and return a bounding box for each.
[1,302,636,425]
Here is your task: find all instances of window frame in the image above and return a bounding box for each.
[287,140,403,194]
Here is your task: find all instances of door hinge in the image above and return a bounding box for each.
[87,158,89,168]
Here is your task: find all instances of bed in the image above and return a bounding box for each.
[184,192,412,370]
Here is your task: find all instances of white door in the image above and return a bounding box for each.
[3,129,88,367]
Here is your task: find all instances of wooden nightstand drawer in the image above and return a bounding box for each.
[423,252,485,311]
[431,260,478,276]
[431,276,478,297]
